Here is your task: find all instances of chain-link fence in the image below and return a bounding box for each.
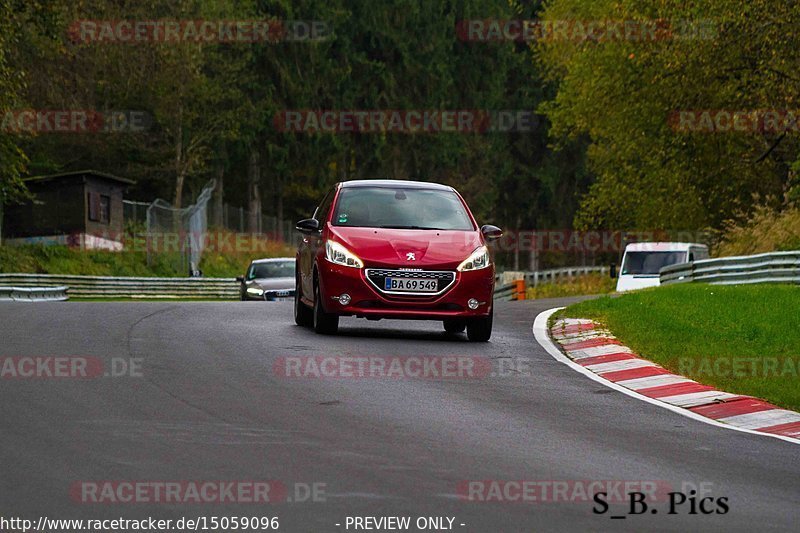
[123,185,299,275]
[206,204,297,244]
[124,198,296,243]
[137,180,215,275]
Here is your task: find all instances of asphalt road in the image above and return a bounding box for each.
[1,299,798,532]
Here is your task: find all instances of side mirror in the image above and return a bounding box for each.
[609,263,617,279]
[296,218,321,234]
[235,276,245,283]
[481,224,503,241]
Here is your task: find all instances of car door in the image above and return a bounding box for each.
[299,186,336,300]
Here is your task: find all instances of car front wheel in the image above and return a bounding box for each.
[466,307,493,342]
[313,281,339,335]
[294,278,313,327]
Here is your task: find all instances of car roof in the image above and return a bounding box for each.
[339,179,453,191]
[250,257,295,264]
[624,242,707,252]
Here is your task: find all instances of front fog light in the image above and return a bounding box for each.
[339,293,351,305]
[467,298,479,310]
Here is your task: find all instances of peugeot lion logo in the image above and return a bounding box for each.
[406,252,416,261]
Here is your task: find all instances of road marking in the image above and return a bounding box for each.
[758,421,800,438]
[719,410,800,430]
[533,308,800,446]
[659,391,741,408]
[560,337,622,350]
[616,374,694,390]
[552,330,611,342]
[585,359,657,374]
[600,365,671,382]
[637,381,716,398]
[567,344,635,359]
[576,352,639,366]
[690,397,775,418]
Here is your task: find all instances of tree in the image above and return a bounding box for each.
[538,0,800,231]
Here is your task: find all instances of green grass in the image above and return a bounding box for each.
[0,237,295,278]
[558,284,800,411]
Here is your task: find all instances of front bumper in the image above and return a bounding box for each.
[317,262,494,319]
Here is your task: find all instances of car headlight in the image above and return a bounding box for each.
[247,287,265,296]
[457,246,491,271]
[325,240,363,268]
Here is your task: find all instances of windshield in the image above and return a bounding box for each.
[621,251,688,275]
[247,260,295,280]
[331,187,474,230]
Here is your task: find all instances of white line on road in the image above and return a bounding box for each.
[533,307,800,446]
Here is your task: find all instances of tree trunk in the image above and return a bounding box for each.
[174,170,185,211]
[276,173,284,224]
[247,147,261,233]
[529,244,539,272]
[513,215,521,271]
[173,104,184,209]
[214,165,224,229]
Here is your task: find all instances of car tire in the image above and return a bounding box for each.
[313,281,339,335]
[443,319,466,334]
[466,307,493,342]
[294,279,313,327]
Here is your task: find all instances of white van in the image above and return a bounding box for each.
[615,242,709,292]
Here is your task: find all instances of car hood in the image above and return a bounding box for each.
[328,226,483,268]
[248,277,295,290]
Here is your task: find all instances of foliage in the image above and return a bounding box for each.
[716,204,800,256]
[538,0,800,231]
[2,0,589,247]
[525,273,614,299]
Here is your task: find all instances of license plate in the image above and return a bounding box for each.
[384,277,438,292]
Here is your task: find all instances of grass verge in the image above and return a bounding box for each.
[0,234,295,278]
[526,273,615,299]
[558,284,800,412]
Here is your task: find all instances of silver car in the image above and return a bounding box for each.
[237,258,296,301]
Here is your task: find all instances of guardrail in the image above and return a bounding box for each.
[524,266,608,287]
[660,251,800,286]
[2,266,613,301]
[0,286,69,302]
[0,274,238,299]
[493,283,517,301]
[494,266,609,300]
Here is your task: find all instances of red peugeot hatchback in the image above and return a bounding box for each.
[294,180,502,341]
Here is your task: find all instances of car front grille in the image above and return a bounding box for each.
[365,269,456,296]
